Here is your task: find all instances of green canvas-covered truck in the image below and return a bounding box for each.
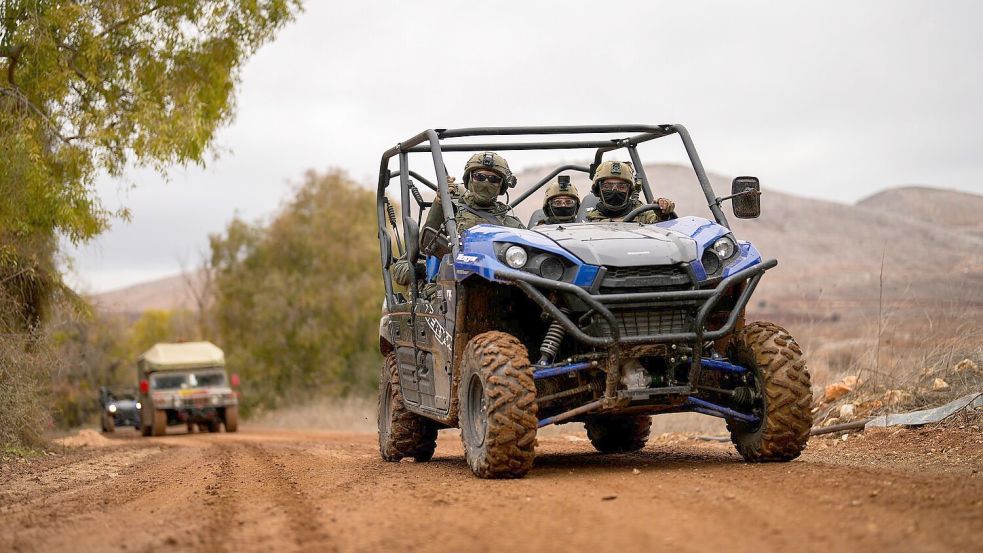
[137,341,240,436]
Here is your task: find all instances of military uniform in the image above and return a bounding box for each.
[585,199,667,223]
[422,152,523,238]
[586,160,675,224]
[394,152,521,300]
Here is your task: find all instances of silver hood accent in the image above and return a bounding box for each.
[535,222,698,267]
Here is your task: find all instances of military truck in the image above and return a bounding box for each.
[137,341,239,436]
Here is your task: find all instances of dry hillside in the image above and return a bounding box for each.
[91,165,982,382]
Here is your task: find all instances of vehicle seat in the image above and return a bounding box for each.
[527,209,546,227]
[576,194,598,222]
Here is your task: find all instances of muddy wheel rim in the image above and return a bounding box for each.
[466,373,487,448]
[743,364,766,433]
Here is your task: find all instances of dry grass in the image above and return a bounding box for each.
[0,331,53,453]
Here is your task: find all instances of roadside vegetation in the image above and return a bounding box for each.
[0,1,300,452]
[209,171,383,415]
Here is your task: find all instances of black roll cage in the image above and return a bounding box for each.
[376,124,730,306]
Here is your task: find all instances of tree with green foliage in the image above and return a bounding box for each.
[0,0,300,451]
[0,0,301,330]
[210,171,383,412]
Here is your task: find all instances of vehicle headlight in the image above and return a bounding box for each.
[211,396,220,405]
[108,404,117,413]
[538,256,565,280]
[135,402,142,410]
[504,245,528,268]
[711,236,737,260]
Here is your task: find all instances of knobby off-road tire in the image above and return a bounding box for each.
[585,415,651,453]
[152,409,167,436]
[378,353,438,462]
[458,331,538,479]
[224,406,239,432]
[727,321,812,462]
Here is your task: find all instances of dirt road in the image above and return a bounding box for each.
[2,425,981,553]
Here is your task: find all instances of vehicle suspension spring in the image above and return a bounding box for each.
[538,312,568,366]
[386,202,398,229]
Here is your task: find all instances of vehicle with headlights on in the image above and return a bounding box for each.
[375,125,813,478]
[99,387,141,432]
[137,341,239,436]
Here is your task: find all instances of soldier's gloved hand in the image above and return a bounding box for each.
[656,197,675,213]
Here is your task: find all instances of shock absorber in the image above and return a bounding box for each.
[538,311,568,366]
[385,200,403,254]
[409,181,425,207]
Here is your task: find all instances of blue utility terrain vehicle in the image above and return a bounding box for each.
[376,125,812,478]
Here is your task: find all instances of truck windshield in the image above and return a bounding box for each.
[151,370,227,390]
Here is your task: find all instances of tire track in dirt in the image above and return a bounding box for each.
[240,441,337,552]
[4,427,981,553]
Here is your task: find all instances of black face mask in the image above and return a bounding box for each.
[547,202,577,220]
[600,189,629,211]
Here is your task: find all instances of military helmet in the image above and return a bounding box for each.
[463,152,516,194]
[591,160,638,195]
[543,178,580,210]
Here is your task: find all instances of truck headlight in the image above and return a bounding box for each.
[135,402,142,410]
[504,245,528,268]
[108,404,117,413]
[711,236,737,260]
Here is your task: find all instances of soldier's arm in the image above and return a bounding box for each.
[422,195,444,236]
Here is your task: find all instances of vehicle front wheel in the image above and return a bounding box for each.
[458,331,538,479]
[727,321,812,462]
[223,406,239,432]
[152,409,167,436]
[585,415,650,453]
[378,353,438,462]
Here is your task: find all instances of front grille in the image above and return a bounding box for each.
[589,307,693,338]
[600,265,692,293]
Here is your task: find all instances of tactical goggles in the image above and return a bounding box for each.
[599,179,630,192]
[549,197,577,208]
[471,172,503,184]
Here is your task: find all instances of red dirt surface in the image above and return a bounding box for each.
[2,424,981,553]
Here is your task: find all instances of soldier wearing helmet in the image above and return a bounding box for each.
[585,161,675,223]
[421,151,522,240]
[396,153,521,299]
[536,177,580,226]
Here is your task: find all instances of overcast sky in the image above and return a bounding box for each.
[65,0,983,293]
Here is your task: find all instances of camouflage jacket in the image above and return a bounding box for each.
[585,199,671,224]
[389,257,438,299]
[423,190,523,237]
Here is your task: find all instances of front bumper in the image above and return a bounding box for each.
[498,258,775,347]
[497,258,776,410]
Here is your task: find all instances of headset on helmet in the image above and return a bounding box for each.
[463,152,517,195]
